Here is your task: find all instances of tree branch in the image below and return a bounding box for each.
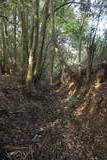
[54,0,81,12]
[0,15,8,20]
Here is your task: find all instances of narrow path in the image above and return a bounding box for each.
[0,77,107,160]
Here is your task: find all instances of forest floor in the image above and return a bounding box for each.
[0,74,107,160]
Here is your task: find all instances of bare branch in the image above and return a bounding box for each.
[54,0,82,12]
[0,15,8,20]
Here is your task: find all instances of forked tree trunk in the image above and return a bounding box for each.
[34,0,51,82]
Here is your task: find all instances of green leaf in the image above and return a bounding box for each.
[15,104,26,113]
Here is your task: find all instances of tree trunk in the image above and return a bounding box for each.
[50,50,55,84]
[0,6,9,74]
[26,0,40,91]
[87,44,96,83]
[19,0,29,83]
[78,15,86,77]
[78,36,82,76]
[13,6,17,72]
[1,22,6,74]
[34,0,51,83]
[26,48,34,92]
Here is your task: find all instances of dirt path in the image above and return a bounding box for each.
[0,76,107,159]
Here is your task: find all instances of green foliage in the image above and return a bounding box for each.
[7,120,16,128]
[15,104,26,113]
[68,96,79,108]
[0,0,106,84]
[55,6,79,35]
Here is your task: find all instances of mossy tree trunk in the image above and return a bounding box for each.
[26,0,40,92]
[26,0,50,92]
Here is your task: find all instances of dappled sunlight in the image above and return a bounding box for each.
[39,127,44,132]
[1,71,107,159]
[68,82,75,89]
[0,0,107,159]
[94,83,102,90]
[47,119,61,127]
[54,88,61,93]
[68,88,77,96]
[61,97,68,104]
[74,102,86,116]
[63,106,69,110]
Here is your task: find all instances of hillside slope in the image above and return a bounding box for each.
[0,75,107,159]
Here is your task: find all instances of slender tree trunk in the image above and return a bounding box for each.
[78,36,82,76]
[4,20,10,73]
[29,17,35,50]
[87,50,92,82]
[78,15,86,77]
[49,0,56,84]
[34,0,51,82]
[13,6,17,72]
[87,44,96,82]
[50,50,55,84]
[19,0,29,83]
[1,22,6,74]
[26,48,34,91]
[0,5,9,74]
[33,0,39,70]
[40,40,52,79]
